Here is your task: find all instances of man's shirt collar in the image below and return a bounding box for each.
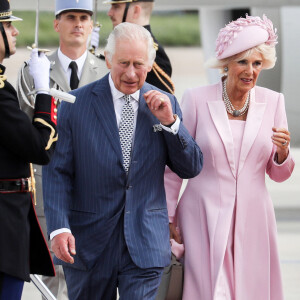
[58,48,87,79]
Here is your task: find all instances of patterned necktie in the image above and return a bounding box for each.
[119,94,134,172]
[69,61,79,90]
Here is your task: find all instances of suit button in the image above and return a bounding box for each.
[180,138,187,148]
[126,185,132,190]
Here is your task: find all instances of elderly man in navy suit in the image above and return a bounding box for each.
[43,22,203,300]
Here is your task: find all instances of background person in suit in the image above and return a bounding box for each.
[17,0,108,299]
[104,0,175,94]
[42,22,203,300]
[0,1,57,299]
[165,15,295,300]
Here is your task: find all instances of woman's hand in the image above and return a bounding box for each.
[169,223,182,244]
[272,127,290,164]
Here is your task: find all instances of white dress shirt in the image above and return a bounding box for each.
[109,74,140,140]
[57,48,87,82]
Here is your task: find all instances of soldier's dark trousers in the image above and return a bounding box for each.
[0,272,24,300]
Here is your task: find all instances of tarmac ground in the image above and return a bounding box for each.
[3,47,299,300]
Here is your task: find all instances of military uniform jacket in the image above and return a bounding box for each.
[0,64,57,281]
[16,50,109,220]
[144,25,173,93]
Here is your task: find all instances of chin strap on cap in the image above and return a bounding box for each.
[122,2,131,23]
[0,22,10,58]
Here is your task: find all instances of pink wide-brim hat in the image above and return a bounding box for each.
[215,14,278,60]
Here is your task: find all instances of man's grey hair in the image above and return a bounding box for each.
[104,22,156,66]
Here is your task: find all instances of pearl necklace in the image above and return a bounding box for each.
[222,79,250,117]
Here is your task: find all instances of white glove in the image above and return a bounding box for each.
[90,26,100,49]
[29,48,50,92]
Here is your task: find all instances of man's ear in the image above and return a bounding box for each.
[104,52,112,69]
[147,64,152,72]
[132,4,142,20]
[53,19,59,33]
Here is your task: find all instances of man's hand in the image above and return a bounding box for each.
[144,90,175,126]
[28,48,50,92]
[51,232,76,264]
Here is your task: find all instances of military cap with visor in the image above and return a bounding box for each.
[0,0,22,22]
[55,0,93,16]
[0,0,22,58]
[103,0,154,24]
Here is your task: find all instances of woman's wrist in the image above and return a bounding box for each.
[275,149,289,164]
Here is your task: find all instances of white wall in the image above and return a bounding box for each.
[280,6,300,146]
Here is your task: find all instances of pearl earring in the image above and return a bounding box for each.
[224,67,228,72]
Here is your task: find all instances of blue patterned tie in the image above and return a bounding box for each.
[119,94,134,172]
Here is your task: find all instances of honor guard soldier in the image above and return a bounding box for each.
[0,1,58,299]
[16,0,108,299]
[105,0,175,94]
[18,0,108,118]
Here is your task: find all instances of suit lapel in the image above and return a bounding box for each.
[49,51,70,92]
[208,81,236,178]
[132,84,154,159]
[238,88,266,175]
[91,75,123,160]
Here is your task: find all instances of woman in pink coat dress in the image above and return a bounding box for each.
[165,15,295,300]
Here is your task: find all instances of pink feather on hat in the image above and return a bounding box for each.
[215,14,278,60]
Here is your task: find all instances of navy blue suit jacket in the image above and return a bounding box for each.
[43,74,203,271]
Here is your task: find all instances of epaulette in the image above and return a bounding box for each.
[89,47,106,61]
[0,66,7,89]
[97,53,106,61]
